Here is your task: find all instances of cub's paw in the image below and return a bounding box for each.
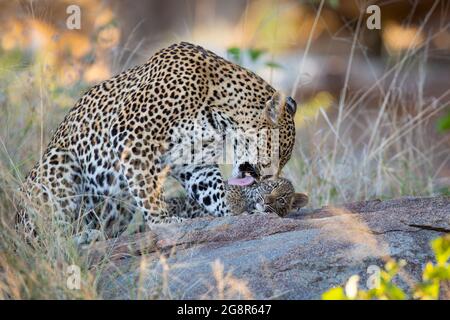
[160,216,185,224]
[254,203,268,214]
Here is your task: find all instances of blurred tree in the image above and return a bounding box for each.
[109,0,246,70]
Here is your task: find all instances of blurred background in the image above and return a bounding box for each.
[0,0,449,206]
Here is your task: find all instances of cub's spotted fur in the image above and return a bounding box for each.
[226,177,308,216]
[168,177,308,218]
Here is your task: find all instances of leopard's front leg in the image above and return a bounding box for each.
[166,196,209,218]
[173,164,231,217]
[116,153,183,232]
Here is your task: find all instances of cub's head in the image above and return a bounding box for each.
[229,91,297,186]
[255,177,308,217]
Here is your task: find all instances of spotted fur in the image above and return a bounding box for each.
[226,177,308,217]
[168,177,308,217]
[16,42,298,243]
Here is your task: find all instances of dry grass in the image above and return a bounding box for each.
[286,72,450,207]
[0,1,449,300]
[284,5,450,207]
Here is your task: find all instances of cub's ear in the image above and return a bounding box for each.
[290,192,308,209]
[264,91,286,126]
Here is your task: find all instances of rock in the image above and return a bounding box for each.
[91,196,450,299]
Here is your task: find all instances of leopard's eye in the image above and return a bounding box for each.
[278,198,286,205]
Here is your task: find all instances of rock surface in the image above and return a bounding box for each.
[91,196,450,299]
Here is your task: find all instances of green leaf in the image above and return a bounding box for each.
[310,0,340,8]
[265,61,282,69]
[423,265,450,281]
[227,47,241,64]
[414,281,440,300]
[248,48,265,62]
[431,235,450,265]
[384,284,407,300]
[0,49,25,76]
[437,111,450,133]
[328,0,339,9]
[422,262,436,281]
[322,287,348,300]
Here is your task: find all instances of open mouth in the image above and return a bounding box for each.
[227,162,259,186]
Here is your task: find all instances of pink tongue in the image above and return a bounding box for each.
[228,176,255,186]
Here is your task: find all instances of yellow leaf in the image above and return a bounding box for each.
[322,287,348,300]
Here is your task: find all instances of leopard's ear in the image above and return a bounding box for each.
[264,91,286,126]
[291,193,308,209]
[285,96,297,115]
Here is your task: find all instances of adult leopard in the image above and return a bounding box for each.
[16,42,298,243]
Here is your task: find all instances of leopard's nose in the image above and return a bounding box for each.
[238,162,260,178]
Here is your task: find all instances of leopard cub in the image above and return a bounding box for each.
[168,177,308,218]
[226,176,308,217]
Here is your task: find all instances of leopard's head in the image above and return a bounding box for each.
[229,92,297,186]
[255,177,308,217]
[257,92,297,176]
